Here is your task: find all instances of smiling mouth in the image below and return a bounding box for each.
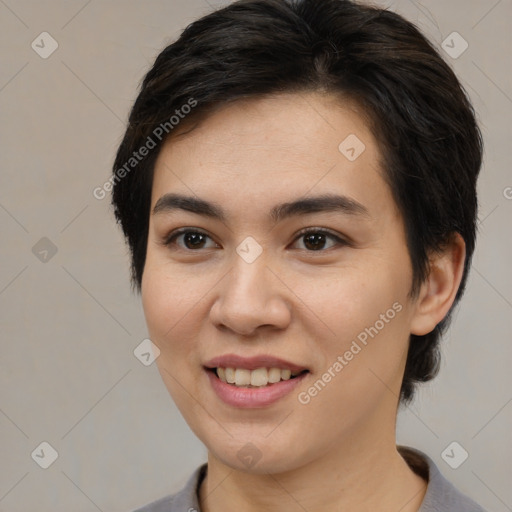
[207,367,309,388]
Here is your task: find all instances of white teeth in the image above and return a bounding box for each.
[268,367,281,384]
[281,369,291,381]
[225,367,236,384]
[215,367,303,387]
[250,367,268,387]
[234,368,251,386]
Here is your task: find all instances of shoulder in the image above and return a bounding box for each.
[132,494,175,512]
[398,446,487,512]
[131,463,207,512]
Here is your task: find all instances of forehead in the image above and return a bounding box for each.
[151,92,397,221]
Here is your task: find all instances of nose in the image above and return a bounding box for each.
[209,254,292,336]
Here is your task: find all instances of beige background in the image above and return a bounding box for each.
[0,0,510,511]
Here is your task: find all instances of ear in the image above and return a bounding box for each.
[410,233,466,336]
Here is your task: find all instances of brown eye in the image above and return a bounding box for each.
[183,232,208,249]
[303,233,328,250]
[292,229,346,251]
[165,229,219,250]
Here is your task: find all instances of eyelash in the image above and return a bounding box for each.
[163,227,349,252]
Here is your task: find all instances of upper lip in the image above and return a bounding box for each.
[204,354,309,373]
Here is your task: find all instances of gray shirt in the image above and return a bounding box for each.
[132,446,486,512]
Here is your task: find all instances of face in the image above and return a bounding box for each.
[141,92,419,474]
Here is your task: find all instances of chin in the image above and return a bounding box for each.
[204,431,313,475]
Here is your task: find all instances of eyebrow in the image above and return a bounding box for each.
[152,192,370,222]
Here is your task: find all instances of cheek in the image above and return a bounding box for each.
[141,263,205,365]
[141,265,210,416]
[287,262,404,338]
[142,255,209,329]
[289,265,410,396]
[294,286,409,434]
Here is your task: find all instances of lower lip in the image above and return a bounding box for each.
[205,369,309,408]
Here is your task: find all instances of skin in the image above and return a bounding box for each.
[141,92,465,512]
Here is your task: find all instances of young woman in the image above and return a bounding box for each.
[111,1,486,510]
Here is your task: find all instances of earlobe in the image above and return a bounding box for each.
[410,233,466,336]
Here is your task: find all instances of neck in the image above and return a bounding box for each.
[199,432,427,512]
